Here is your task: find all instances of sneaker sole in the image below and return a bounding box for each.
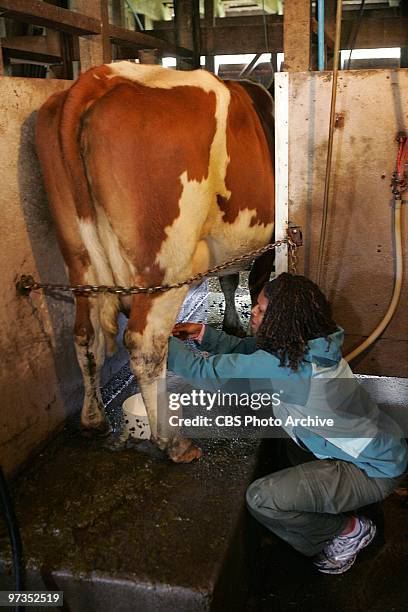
[315,554,357,575]
[333,521,377,561]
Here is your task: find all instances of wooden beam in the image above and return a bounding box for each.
[71,0,111,70]
[0,40,4,76]
[109,24,192,58]
[204,0,215,72]
[153,13,408,56]
[191,0,201,68]
[311,17,335,50]
[111,0,125,27]
[60,31,75,78]
[153,15,285,54]
[0,0,101,35]
[341,14,408,50]
[174,0,196,69]
[1,34,62,63]
[325,0,337,44]
[284,0,311,72]
[325,0,337,68]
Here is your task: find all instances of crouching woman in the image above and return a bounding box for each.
[168,273,408,574]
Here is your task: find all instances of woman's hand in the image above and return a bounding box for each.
[172,322,203,340]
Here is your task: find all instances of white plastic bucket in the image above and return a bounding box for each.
[122,393,151,440]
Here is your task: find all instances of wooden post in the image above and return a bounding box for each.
[271,52,278,73]
[325,0,337,69]
[60,31,75,79]
[71,0,111,71]
[204,0,215,72]
[0,41,4,76]
[283,0,311,71]
[111,0,124,27]
[174,0,195,70]
[191,0,201,68]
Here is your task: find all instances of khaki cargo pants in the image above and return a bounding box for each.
[246,442,404,557]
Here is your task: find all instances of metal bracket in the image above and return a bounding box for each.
[16,275,35,295]
[287,225,303,247]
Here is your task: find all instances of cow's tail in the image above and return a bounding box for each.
[61,67,122,354]
[36,71,120,356]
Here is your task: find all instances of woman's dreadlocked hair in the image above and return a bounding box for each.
[255,273,338,371]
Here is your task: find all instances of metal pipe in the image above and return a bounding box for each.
[239,53,261,78]
[316,0,343,286]
[318,0,325,71]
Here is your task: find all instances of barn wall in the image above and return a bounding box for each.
[0,78,129,478]
[286,68,408,376]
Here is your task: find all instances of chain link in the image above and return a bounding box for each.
[17,237,299,297]
[289,242,298,274]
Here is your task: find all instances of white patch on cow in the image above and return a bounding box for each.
[155,171,214,281]
[127,286,189,440]
[78,219,113,284]
[207,209,274,276]
[108,62,220,94]
[135,362,168,440]
[77,217,124,341]
[93,204,137,284]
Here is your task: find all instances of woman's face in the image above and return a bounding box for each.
[250,288,269,334]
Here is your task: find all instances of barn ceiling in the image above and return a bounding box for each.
[130,0,402,21]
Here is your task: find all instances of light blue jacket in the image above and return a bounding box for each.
[168,326,408,479]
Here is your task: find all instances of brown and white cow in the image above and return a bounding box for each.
[35,62,275,462]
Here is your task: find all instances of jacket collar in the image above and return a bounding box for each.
[303,327,344,365]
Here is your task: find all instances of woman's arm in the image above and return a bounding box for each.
[172,323,257,355]
[168,336,276,390]
[200,325,257,354]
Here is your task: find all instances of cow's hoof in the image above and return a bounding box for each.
[80,420,112,438]
[168,438,202,463]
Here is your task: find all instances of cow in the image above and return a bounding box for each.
[35,62,275,463]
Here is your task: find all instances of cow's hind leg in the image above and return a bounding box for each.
[124,288,202,463]
[219,274,246,337]
[74,296,110,436]
[248,250,275,306]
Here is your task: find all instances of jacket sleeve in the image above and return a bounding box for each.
[198,325,257,355]
[168,337,261,390]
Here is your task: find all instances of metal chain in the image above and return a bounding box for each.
[17,237,298,297]
[289,242,298,274]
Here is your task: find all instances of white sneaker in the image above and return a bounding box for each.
[313,516,376,574]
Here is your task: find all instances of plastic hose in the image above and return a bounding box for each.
[345,198,403,362]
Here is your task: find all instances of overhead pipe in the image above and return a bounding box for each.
[317,0,325,71]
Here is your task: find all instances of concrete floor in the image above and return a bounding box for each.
[1,275,407,611]
[247,439,408,612]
